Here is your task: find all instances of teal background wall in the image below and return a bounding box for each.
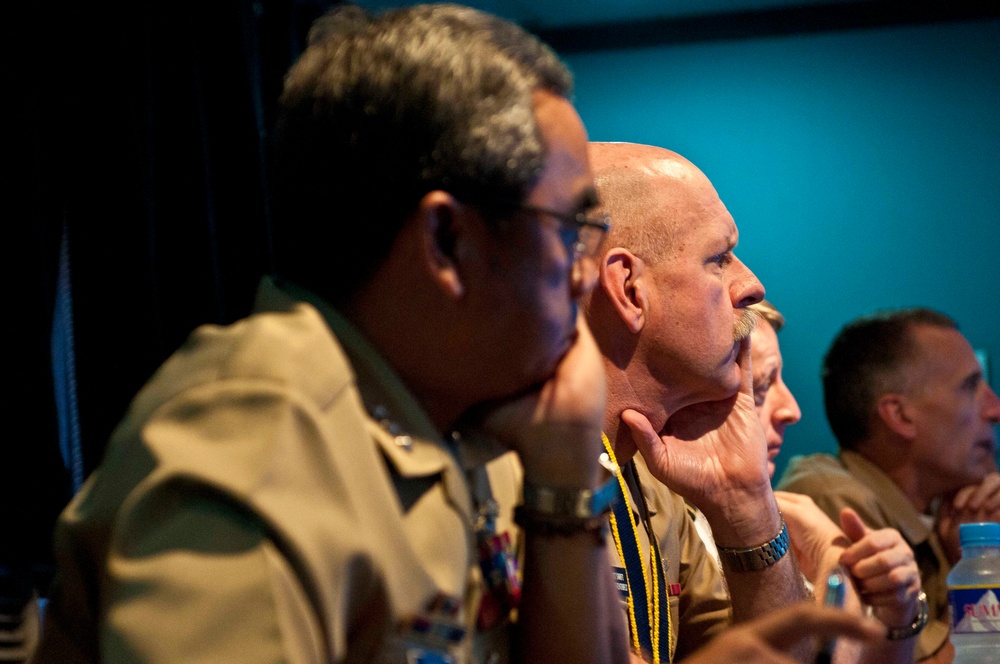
[563,19,1000,484]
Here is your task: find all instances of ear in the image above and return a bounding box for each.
[414,190,466,299]
[599,248,647,334]
[875,392,918,439]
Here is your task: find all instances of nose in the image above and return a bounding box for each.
[731,255,765,308]
[571,255,600,299]
[981,383,1000,424]
[773,379,802,428]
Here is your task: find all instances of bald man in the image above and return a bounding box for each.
[582,142,813,662]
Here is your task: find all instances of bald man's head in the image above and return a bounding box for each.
[584,140,765,416]
[588,142,715,264]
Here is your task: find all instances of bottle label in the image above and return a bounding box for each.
[948,586,1000,634]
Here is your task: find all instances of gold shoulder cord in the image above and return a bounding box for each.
[601,433,674,663]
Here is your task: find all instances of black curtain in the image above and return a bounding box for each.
[6,0,333,596]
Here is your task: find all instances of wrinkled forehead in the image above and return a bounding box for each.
[664,172,736,251]
[751,320,783,369]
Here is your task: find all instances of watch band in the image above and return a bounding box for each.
[520,454,621,520]
[716,519,790,572]
[514,456,622,542]
[886,590,929,640]
[521,475,619,519]
[513,505,608,543]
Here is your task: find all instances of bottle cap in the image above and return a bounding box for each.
[958,521,1000,546]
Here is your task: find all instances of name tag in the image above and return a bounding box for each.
[613,566,630,600]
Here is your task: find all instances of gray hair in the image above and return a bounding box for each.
[272,3,574,306]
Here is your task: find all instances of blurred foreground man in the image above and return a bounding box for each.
[778,307,1000,661]
[34,4,625,662]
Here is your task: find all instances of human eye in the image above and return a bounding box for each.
[753,378,772,407]
[961,372,983,392]
[711,252,733,268]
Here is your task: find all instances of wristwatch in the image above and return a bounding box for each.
[716,520,790,572]
[520,475,619,519]
[886,590,929,640]
[514,455,622,542]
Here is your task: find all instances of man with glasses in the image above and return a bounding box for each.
[34,5,883,664]
[35,5,624,663]
[450,192,611,271]
[498,202,611,262]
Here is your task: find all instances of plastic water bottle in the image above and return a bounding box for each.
[946,522,1000,663]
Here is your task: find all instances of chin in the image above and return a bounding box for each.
[682,363,741,406]
[707,361,741,397]
[704,382,740,404]
[971,459,998,481]
[969,441,997,469]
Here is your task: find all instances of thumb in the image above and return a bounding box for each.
[621,409,669,478]
[621,409,659,457]
[839,508,869,544]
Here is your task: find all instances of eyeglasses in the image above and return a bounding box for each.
[515,203,611,262]
[490,201,611,264]
[461,195,611,263]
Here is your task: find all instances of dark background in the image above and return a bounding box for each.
[6,0,330,593]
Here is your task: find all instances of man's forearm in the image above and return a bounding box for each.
[721,549,811,624]
[514,532,629,664]
[712,502,814,661]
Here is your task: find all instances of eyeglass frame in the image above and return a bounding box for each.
[467,198,611,263]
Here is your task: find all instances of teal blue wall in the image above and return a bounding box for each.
[564,19,1000,484]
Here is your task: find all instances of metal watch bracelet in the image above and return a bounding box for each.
[519,455,621,520]
[885,590,929,640]
[716,519,790,572]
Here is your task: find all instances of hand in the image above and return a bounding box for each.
[936,471,1000,564]
[838,508,922,630]
[775,491,850,582]
[621,337,775,541]
[677,601,884,664]
[474,313,607,488]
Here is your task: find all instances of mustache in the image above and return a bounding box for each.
[734,309,758,341]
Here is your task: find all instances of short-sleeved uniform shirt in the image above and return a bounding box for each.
[777,451,952,661]
[33,278,521,664]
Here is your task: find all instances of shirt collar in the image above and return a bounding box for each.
[253,276,509,518]
[839,450,933,544]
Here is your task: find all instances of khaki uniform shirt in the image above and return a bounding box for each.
[34,278,519,664]
[777,451,951,661]
[608,455,731,662]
